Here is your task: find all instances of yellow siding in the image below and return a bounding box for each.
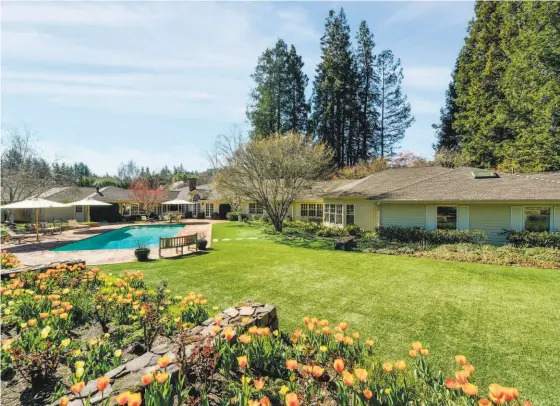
[380,204,426,228]
[292,200,324,220]
[469,205,511,245]
[323,198,375,231]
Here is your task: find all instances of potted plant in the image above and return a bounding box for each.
[134,242,151,261]
[197,234,208,250]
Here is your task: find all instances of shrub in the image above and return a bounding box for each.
[184,211,193,219]
[210,212,220,220]
[502,229,560,248]
[343,224,366,237]
[316,226,346,237]
[226,212,240,221]
[377,226,488,245]
[1,251,21,269]
[196,212,206,219]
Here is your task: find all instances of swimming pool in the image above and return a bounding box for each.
[52,224,185,251]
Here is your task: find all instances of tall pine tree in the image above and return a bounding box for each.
[247,40,309,139]
[432,62,460,152]
[374,50,414,157]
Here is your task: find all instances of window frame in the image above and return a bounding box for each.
[345,204,355,225]
[75,205,83,213]
[324,203,343,225]
[205,203,214,217]
[300,204,308,217]
[436,205,458,230]
[249,202,264,215]
[523,206,552,232]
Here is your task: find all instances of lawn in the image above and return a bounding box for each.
[103,222,560,405]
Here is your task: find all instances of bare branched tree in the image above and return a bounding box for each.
[212,130,334,231]
[1,125,53,203]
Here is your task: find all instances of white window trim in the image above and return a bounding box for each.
[324,203,344,226]
[205,203,214,217]
[523,205,553,232]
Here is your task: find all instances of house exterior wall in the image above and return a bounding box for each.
[290,200,323,220]
[9,207,87,223]
[322,198,375,230]
[379,204,426,228]
[469,205,511,245]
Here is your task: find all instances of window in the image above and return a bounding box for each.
[249,202,264,215]
[300,204,324,218]
[205,203,214,217]
[524,207,551,232]
[192,202,201,217]
[346,205,355,225]
[130,204,139,215]
[75,206,83,213]
[324,204,343,225]
[437,206,457,230]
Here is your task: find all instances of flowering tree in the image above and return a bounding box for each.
[128,180,168,214]
[390,151,427,167]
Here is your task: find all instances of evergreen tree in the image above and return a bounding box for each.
[246,40,309,138]
[374,50,414,157]
[354,21,379,161]
[432,62,460,152]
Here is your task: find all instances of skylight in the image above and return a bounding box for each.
[471,171,499,179]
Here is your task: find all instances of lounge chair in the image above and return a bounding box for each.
[67,219,89,230]
[139,215,149,223]
[6,228,36,244]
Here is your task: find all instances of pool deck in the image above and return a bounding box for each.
[2,220,220,265]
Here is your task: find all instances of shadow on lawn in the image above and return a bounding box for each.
[269,234,334,250]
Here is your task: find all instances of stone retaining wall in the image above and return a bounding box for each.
[0,260,86,277]
[52,301,278,406]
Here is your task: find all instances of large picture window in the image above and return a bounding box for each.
[346,205,355,225]
[524,207,550,232]
[249,202,264,215]
[324,204,343,225]
[437,206,457,230]
[300,203,323,218]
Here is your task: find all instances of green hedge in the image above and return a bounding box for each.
[502,229,560,248]
[377,226,488,245]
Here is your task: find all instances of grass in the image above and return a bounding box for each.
[103,222,560,405]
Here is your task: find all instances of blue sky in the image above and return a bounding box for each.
[1,1,474,175]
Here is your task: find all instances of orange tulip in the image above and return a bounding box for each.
[285,359,298,370]
[455,355,467,365]
[455,370,469,384]
[253,377,265,389]
[333,358,345,373]
[70,381,85,394]
[478,399,490,406]
[322,327,331,335]
[335,333,344,342]
[128,393,142,406]
[445,379,461,389]
[319,319,329,327]
[523,402,534,406]
[96,376,110,392]
[409,349,417,357]
[352,332,360,339]
[237,356,248,368]
[312,365,325,378]
[463,364,475,376]
[504,387,519,400]
[211,325,221,335]
[157,355,171,368]
[141,373,153,385]
[411,341,422,351]
[259,396,271,405]
[339,322,348,331]
[223,327,235,341]
[40,312,48,319]
[395,360,406,371]
[420,348,429,356]
[343,372,354,386]
[155,372,169,384]
[239,334,251,344]
[363,389,373,399]
[28,319,37,327]
[489,384,505,404]
[59,397,70,406]
[382,362,393,373]
[462,383,479,396]
[285,393,299,406]
[365,339,374,347]
[354,368,368,382]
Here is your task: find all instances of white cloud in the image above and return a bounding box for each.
[403,66,452,92]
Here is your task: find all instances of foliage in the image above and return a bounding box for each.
[128,180,168,214]
[502,230,560,249]
[377,226,488,245]
[432,62,460,153]
[211,212,221,220]
[390,151,428,168]
[1,250,21,269]
[246,39,310,139]
[226,212,241,221]
[333,158,387,179]
[213,131,333,232]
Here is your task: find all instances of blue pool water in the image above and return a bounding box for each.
[52,225,185,251]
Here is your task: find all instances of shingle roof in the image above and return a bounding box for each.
[371,167,560,201]
[37,187,99,202]
[297,179,360,200]
[176,184,220,201]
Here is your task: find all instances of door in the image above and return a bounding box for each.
[219,204,231,220]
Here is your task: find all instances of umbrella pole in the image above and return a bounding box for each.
[36,208,39,242]
[88,206,91,224]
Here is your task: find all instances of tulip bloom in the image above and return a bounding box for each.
[141,373,153,385]
[365,339,374,347]
[285,359,298,370]
[395,360,406,371]
[259,396,271,405]
[363,389,373,399]
[411,341,422,350]
[354,369,367,383]
[237,356,248,368]
[59,397,70,406]
[409,349,417,357]
[339,322,348,331]
[420,348,429,356]
[320,345,327,352]
[254,377,265,389]
[155,372,169,384]
[157,355,171,368]
[71,381,85,394]
[239,334,251,344]
[463,364,475,376]
[114,349,122,358]
[333,358,345,373]
[312,365,325,378]
[445,379,461,389]
[285,393,299,406]
[97,376,110,392]
[343,372,354,386]
[382,363,393,373]
[478,399,491,406]
[462,383,479,396]
[455,370,469,384]
[455,355,467,365]
[28,319,37,327]
[128,393,142,406]
[223,327,235,341]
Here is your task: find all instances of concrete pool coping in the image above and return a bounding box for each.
[3,220,220,265]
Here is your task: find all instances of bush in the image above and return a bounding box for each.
[377,226,488,245]
[502,229,560,248]
[210,212,220,220]
[226,212,240,221]
[316,226,346,237]
[184,211,193,219]
[196,212,206,219]
[343,224,366,237]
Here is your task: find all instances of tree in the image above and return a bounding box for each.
[117,160,140,184]
[374,50,414,157]
[354,20,379,161]
[390,151,428,167]
[128,180,168,215]
[1,125,53,203]
[246,40,309,138]
[213,131,333,231]
[432,62,461,152]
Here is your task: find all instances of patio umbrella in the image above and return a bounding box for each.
[162,199,192,221]
[1,198,69,241]
[67,198,112,223]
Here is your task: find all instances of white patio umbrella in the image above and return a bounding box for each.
[162,199,192,221]
[67,198,112,223]
[1,198,69,241]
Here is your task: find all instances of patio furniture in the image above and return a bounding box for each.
[53,220,63,233]
[159,234,197,258]
[6,228,36,244]
[140,215,149,223]
[40,221,58,236]
[67,219,90,230]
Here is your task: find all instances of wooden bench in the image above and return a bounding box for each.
[159,233,197,258]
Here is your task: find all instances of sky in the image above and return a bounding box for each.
[1,1,475,176]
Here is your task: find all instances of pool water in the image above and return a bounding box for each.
[52,224,185,251]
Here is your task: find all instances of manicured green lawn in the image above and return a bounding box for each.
[104,222,560,405]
